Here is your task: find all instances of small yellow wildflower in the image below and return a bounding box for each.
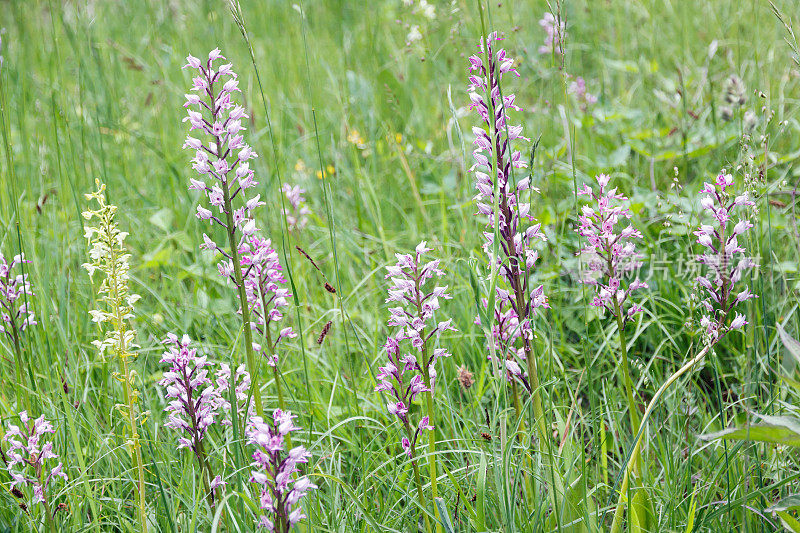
[316,165,336,180]
[347,129,367,149]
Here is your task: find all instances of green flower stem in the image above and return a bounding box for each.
[515,283,564,513]
[413,276,441,533]
[404,419,434,533]
[263,327,290,449]
[523,336,564,506]
[10,323,29,412]
[610,344,711,533]
[613,300,641,478]
[111,243,146,532]
[120,334,147,532]
[218,139,262,419]
[43,498,57,533]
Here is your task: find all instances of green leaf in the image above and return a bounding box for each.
[476,451,487,531]
[148,207,174,232]
[700,414,800,447]
[435,498,455,533]
[631,488,656,533]
[768,495,800,513]
[684,488,698,533]
[778,323,800,371]
[546,474,593,533]
[778,511,800,533]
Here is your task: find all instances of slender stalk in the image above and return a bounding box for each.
[104,220,147,532]
[413,277,441,533]
[119,331,147,531]
[179,362,216,510]
[423,389,439,529]
[516,281,564,512]
[9,319,29,412]
[195,439,215,510]
[262,302,287,413]
[510,381,522,421]
[263,327,290,449]
[523,335,564,507]
[216,132,263,418]
[609,345,711,533]
[613,300,641,478]
[0,55,31,413]
[43,498,57,533]
[404,419,434,533]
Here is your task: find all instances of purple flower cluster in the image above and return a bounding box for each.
[694,171,757,342]
[468,33,548,384]
[475,294,531,391]
[538,12,565,55]
[159,334,227,498]
[183,49,269,294]
[576,174,648,322]
[0,252,36,342]
[568,76,598,110]
[281,184,311,232]
[159,333,220,451]
[376,241,454,456]
[2,412,67,509]
[240,235,296,366]
[247,410,317,531]
[215,362,252,427]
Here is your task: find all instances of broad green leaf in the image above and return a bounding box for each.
[148,207,174,232]
[476,451,487,531]
[547,474,593,533]
[701,415,800,447]
[435,498,455,533]
[631,488,656,533]
[778,511,800,533]
[778,323,800,370]
[768,495,800,513]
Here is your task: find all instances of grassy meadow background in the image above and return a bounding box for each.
[1,0,800,530]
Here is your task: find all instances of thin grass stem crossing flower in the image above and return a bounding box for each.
[82,180,147,532]
[476,295,531,392]
[239,234,295,413]
[246,410,316,532]
[239,235,295,367]
[538,12,566,56]
[467,30,561,513]
[468,32,548,382]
